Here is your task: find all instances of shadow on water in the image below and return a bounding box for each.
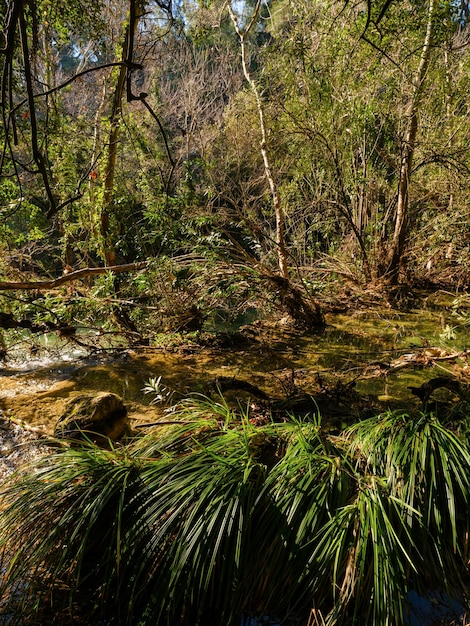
[0,297,467,431]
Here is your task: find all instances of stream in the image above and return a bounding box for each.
[0,291,468,434]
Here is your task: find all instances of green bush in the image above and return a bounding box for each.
[0,401,469,625]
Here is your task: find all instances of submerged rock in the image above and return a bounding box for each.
[55,392,130,446]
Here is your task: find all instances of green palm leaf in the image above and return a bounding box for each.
[1,402,469,625]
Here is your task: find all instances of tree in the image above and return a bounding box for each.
[100,0,144,267]
[227,0,289,280]
[220,0,324,329]
[253,0,470,287]
[0,0,171,342]
[375,0,438,282]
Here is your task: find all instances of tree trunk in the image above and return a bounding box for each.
[228,2,324,331]
[100,47,127,267]
[228,1,289,279]
[101,0,143,267]
[385,0,437,283]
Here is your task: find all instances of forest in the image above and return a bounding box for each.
[0,0,470,625]
[0,0,469,340]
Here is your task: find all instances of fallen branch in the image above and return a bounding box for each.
[0,262,148,291]
[408,376,469,404]
[0,310,76,335]
[388,348,469,373]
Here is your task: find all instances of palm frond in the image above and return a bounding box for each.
[346,411,470,593]
[1,403,469,625]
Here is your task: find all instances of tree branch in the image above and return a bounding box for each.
[0,262,148,291]
[9,61,141,119]
[19,8,56,214]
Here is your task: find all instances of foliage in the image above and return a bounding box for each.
[0,181,50,247]
[1,401,469,625]
[142,375,175,405]
[254,0,470,281]
[0,0,469,347]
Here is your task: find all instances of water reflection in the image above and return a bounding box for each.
[0,302,466,431]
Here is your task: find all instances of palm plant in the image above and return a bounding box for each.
[0,400,469,625]
[262,420,417,625]
[0,399,290,625]
[346,413,470,595]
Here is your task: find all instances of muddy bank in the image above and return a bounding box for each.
[0,416,49,486]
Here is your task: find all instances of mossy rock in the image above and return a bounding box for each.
[55,392,130,446]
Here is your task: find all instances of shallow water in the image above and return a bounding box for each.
[0,296,468,432]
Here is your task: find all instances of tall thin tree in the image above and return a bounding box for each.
[227,0,289,280]
[384,0,437,282]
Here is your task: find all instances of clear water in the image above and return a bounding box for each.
[0,295,468,430]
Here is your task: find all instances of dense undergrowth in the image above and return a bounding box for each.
[0,394,469,625]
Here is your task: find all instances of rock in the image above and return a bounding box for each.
[54,392,130,446]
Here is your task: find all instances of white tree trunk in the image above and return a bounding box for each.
[228,1,289,279]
